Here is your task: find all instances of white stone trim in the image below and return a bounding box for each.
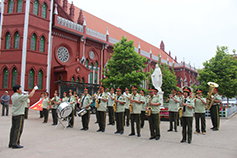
[46,0,54,93]
[20,0,30,90]
[0,0,5,52]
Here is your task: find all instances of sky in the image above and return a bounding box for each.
[73,0,237,69]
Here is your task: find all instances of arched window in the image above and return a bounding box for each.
[28,69,34,89]
[8,0,13,13]
[5,32,11,49]
[31,34,36,50]
[76,77,80,83]
[81,78,84,83]
[177,76,180,84]
[90,63,93,83]
[90,63,93,71]
[94,61,98,84]
[12,68,17,87]
[3,68,8,88]
[85,59,89,68]
[17,0,23,12]
[38,70,43,89]
[33,0,39,15]
[42,2,47,18]
[39,36,45,52]
[72,77,75,82]
[14,32,20,49]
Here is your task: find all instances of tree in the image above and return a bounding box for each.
[101,36,149,91]
[147,62,178,99]
[197,46,237,101]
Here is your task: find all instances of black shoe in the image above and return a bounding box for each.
[40,116,43,118]
[114,131,120,134]
[95,122,98,124]
[129,133,135,136]
[180,140,186,143]
[8,144,12,148]
[111,123,115,126]
[120,132,124,135]
[6,114,8,116]
[127,125,129,127]
[84,128,88,131]
[188,141,191,144]
[107,123,112,125]
[137,134,141,137]
[52,124,56,125]
[43,121,47,123]
[149,137,155,140]
[167,129,172,132]
[175,129,178,132]
[12,145,23,149]
[66,126,72,128]
[212,128,219,131]
[81,128,85,130]
[155,137,160,140]
[102,130,105,132]
[210,127,214,130]
[96,129,102,132]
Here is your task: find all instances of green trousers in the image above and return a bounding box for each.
[108,106,115,124]
[52,109,58,125]
[140,111,146,128]
[24,108,28,119]
[97,111,106,131]
[148,113,160,138]
[124,109,130,126]
[210,105,220,130]
[43,108,49,123]
[169,111,178,130]
[130,114,141,135]
[195,113,206,132]
[82,110,90,129]
[115,112,124,132]
[69,110,75,127]
[9,115,24,146]
[182,117,193,142]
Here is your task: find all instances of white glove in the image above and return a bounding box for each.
[123,92,127,97]
[107,92,111,96]
[34,86,38,90]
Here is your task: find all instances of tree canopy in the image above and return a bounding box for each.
[101,36,149,91]
[197,46,237,99]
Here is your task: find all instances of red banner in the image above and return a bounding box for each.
[29,98,44,111]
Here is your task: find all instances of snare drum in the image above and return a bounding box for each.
[77,108,87,117]
[57,102,73,118]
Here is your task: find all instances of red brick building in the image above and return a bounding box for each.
[0,0,198,103]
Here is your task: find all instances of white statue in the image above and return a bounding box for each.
[151,64,162,92]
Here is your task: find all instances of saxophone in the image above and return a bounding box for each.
[147,96,152,116]
[113,93,117,112]
[206,82,219,110]
[128,94,133,113]
[178,96,184,118]
[95,92,100,108]
[50,97,56,105]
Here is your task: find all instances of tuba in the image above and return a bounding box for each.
[206,82,219,110]
[113,93,117,112]
[128,94,133,113]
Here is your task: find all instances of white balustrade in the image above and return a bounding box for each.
[140,50,150,58]
[86,28,106,41]
[57,16,83,33]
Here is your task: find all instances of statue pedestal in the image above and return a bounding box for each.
[158,91,164,107]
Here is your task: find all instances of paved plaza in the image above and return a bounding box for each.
[0,107,237,158]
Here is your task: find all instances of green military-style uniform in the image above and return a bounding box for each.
[42,97,50,123]
[62,96,68,102]
[68,95,76,127]
[146,95,161,139]
[140,95,146,128]
[80,94,93,129]
[97,92,108,131]
[51,96,61,125]
[9,93,28,147]
[107,93,115,125]
[24,98,30,119]
[168,95,180,131]
[124,93,131,126]
[115,94,126,133]
[181,97,194,142]
[210,93,221,130]
[130,93,142,136]
[194,97,206,133]
[39,97,44,118]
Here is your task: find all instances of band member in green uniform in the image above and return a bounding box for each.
[181,87,194,144]
[129,86,142,137]
[146,89,161,140]
[124,88,130,127]
[62,92,68,102]
[51,91,61,125]
[39,92,44,118]
[96,85,108,132]
[167,89,180,132]
[67,90,76,128]
[74,91,79,117]
[194,89,206,134]
[42,92,50,123]
[95,89,100,124]
[210,87,222,131]
[9,85,37,149]
[79,88,93,130]
[140,90,146,128]
[107,87,115,125]
[177,91,183,126]
[114,87,126,134]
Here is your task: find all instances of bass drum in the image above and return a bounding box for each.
[57,102,73,118]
